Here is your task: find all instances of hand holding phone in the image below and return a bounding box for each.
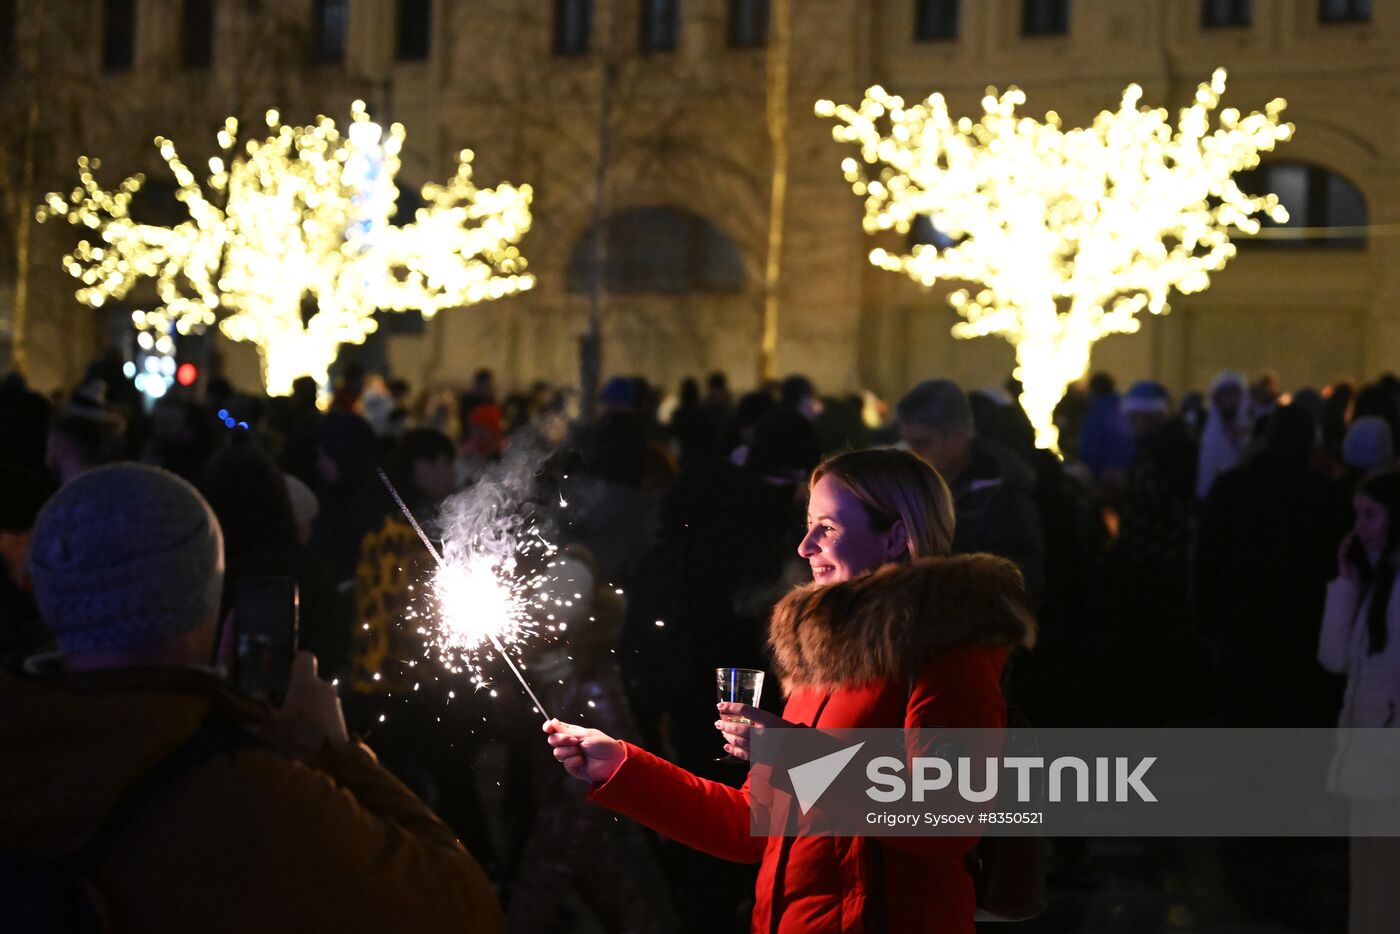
[231,576,299,705]
[256,652,349,761]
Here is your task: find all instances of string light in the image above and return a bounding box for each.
[37,102,535,395]
[817,69,1293,451]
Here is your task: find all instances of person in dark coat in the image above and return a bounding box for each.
[0,373,53,475]
[509,551,677,934]
[1077,372,1135,484]
[201,437,344,676]
[1198,403,1351,726]
[0,465,52,669]
[897,379,1046,605]
[669,377,719,465]
[617,410,816,933]
[309,409,384,587]
[1105,381,1201,725]
[559,411,659,586]
[969,390,1098,726]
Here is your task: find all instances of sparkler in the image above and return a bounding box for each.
[377,469,552,721]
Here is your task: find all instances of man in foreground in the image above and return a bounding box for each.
[0,463,501,933]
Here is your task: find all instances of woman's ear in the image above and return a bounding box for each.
[884,518,910,562]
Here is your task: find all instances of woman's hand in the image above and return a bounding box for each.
[543,719,625,784]
[715,703,793,762]
[1338,533,1360,581]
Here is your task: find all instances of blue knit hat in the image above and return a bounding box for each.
[1121,380,1171,415]
[29,464,224,653]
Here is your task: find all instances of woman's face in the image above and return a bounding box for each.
[798,475,906,584]
[1354,493,1390,557]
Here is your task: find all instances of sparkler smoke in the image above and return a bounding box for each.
[377,448,558,722]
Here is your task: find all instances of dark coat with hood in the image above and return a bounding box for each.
[620,459,803,773]
[0,663,501,934]
[949,437,1045,605]
[310,410,385,585]
[589,555,1035,934]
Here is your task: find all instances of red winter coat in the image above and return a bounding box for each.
[590,555,1035,934]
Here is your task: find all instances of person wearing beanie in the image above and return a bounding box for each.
[1078,371,1135,481]
[0,464,502,933]
[598,375,639,414]
[897,378,1045,604]
[1343,416,1396,473]
[27,464,224,660]
[1121,379,1172,419]
[745,409,822,486]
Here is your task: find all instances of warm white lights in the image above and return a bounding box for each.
[817,69,1292,451]
[38,102,535,395]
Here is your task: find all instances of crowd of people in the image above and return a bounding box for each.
[1,351,1397,933]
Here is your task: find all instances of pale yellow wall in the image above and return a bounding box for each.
[8,0,1398,404]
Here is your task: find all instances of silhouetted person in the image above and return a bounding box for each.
[898,378,1045,604]
[1198,404,1349,726]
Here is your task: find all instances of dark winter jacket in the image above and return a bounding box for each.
[590,555,1035,934]
[1197,458,1348,725]
[949,437,1046,606]
[0,663,501,933]
[619,460,802,772]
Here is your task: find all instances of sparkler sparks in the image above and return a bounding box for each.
[377,469,552,721]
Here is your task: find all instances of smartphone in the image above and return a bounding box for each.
[232,577,299,705]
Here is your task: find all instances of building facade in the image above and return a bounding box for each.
[4,0,1397,400]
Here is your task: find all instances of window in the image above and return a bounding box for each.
[915,0,959,41]
[1319,0,1370,23]
[567,207,745,294]
[640,0,679,52]
[181,0,215,70]
[555,0,591,55]
[1201,0,1251,27]
[1022,0,1069,36]
[102,0,137,72]
[729,0,769,48]
[1237,162,1368,248]
[380,309,426,335]
[395,0,430,61]
[313,0,347,64]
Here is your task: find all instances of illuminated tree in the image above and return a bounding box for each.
[817,69,1293,451]
[37,103,534,395]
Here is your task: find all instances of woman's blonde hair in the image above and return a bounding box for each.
[810,448,955,560]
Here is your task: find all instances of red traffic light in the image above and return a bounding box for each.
[176,363,198,386]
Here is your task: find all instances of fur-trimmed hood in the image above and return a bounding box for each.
[768,554,1036,692]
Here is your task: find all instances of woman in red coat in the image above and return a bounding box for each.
[546,448,1035,933]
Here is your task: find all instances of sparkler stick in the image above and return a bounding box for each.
[377,469,552,721]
